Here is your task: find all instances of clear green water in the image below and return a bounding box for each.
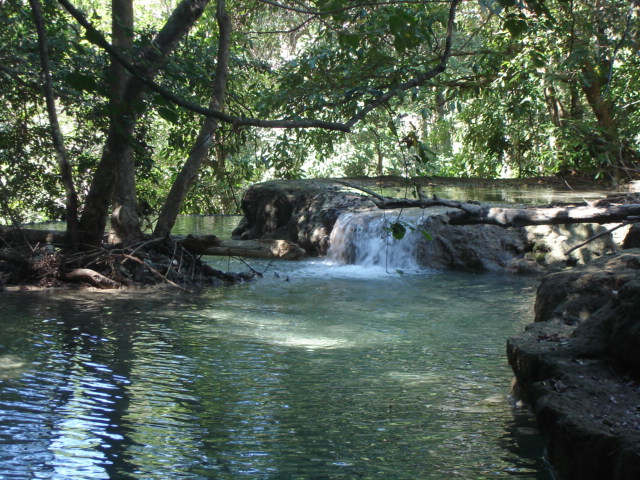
[0,216,552,479]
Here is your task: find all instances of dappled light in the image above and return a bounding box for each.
[0,266,551,479]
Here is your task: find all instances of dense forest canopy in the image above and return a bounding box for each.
[0,0,639,245]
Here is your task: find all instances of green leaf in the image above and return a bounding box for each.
[421,230,433,241]
[157,105,179,124]
[390,222,406,240]
[504,15,528,37]
[389,14,405,36]
[66,72,97,93]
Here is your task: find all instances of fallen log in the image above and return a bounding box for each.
[179,236,306,260]
[0,229,306,261]
[337,180,640,227]
[447,203,640,227]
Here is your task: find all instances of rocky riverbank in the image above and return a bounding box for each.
[507,252,640,479]
[232,177,626,271]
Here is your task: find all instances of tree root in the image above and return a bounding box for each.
[65,268,120,289]
[0,235,254,290]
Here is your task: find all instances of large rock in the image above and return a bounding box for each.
[507,252,640,479]
[233,179,622,271]
[232,179,375,255]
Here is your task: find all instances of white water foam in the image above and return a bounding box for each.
[325,210,430,274]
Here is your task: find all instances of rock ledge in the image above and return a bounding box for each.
[507,251,640,479]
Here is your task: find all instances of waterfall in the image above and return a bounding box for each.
[326,210,427,272]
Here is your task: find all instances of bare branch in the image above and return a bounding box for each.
[345,0,461,128]
[256,0,451,16]
[565,221,636,255]
[341,181,640,229]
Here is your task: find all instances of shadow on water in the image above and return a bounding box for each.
[1,265,553,479]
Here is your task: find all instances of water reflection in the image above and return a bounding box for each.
[0,269,552,479]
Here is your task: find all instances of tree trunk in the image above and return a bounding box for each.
[107,0,140,245]
[29,0,79,250]
[580,59,623,184]
[76,0,211,246]
[543,85,567,129]
[154,0,231,238]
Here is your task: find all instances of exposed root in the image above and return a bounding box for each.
[0,235,255,290]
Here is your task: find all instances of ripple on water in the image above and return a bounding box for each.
[0,270,550,479]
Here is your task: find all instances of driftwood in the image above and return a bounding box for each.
[446,203,640,227]
[65,268,120,288]
[178,234,222,251]
[0,229,306,261]
[119,253,193,293]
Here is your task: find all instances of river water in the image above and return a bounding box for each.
[0,215,553,479]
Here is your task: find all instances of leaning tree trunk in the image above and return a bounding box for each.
[154,0,231,238]
[70,0,211,246]
[30,0,79,250]
[580,59,624,185]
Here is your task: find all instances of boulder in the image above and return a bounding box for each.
[507,251,640,479]
[232,179,374,255]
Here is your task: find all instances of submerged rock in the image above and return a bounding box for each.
[507,251,640,479]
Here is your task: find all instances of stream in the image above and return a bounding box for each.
[0,214,554,479]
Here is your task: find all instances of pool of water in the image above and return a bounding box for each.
[0,250,551,479]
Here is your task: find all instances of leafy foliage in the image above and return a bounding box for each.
[1,0,639,227]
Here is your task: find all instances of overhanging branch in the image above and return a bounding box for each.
[345,0,461,128]
[57,0,349,131]
[57,0,460,133]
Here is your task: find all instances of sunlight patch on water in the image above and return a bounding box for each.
[0,261,551,479]
[385,370,445,385]
[191,306,397,351]
[0,354,29,379]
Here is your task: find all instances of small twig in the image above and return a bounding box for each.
[334,179,387,202]
[416,185,429,203]
[120,253,193,293]
[130,237,164,256]
[166,240,179,279]
[565,220,637,256]
[234,256,266,277]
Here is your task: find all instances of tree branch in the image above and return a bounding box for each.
[56,0,349,131]
[256,0,451,16]
[57,0,460,134]
[344,0,461,129]
[30,0,79,249]
[340,181,640,228]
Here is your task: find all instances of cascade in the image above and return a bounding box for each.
[326,210,427,272]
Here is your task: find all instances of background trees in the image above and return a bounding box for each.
[0,0,638,242]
